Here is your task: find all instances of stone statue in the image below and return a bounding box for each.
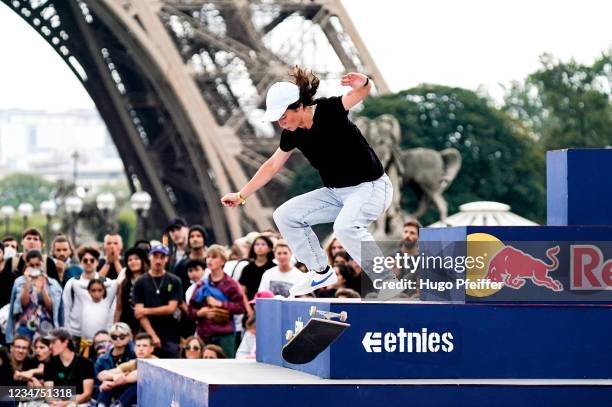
[355,114,462,237]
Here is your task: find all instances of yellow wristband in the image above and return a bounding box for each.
[239,194,246,205]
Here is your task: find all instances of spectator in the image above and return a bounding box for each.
[203,344,226,359]
[75,279,117,357]
[332,250,350,266]
[50,234,77,287]
[335,288,361,299]
[316,265,352,298]
[98,234,124,280]
[0,241,17,309]
[95,323,135,402]
[188,245,245,358]
[0,346,14,386]
[114,247,148,334]
[173,225,208,295]
[184,258,207,303]
[325,237,345,265]
[238,235,275,300]
[133,245,183,358]
[180,336,205,359]
[10,335,38,384]
[402,219,422,243]
[28,336,52,387]
[92,330,112,360]
[1,235,18,253]
[6,250,62,343]
[43,328,95,406]
[236,316,256,359]
[8,229,57,280]
[96,332,156,407]
[224,244,249,282]
[166,218,189,269]
[63,246,110,342]
[258,241,306,297]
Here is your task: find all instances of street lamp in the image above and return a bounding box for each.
[130,191,152,238]
[17,203,34,230]
[65,196,83,246]
[40,200,57,250]
[96,192,116,233]
[1,205,14,235]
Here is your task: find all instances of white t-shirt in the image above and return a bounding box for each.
[72,279,117,340]
[258,266,306,297]
[62,272,114,337]
[236,330,256,359]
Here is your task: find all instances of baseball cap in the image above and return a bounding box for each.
[149,244,169,256]
[167,217,187,232]
[262,82,300,122]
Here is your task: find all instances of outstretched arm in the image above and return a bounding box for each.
[221,147,292,207]
[341,72,372,110]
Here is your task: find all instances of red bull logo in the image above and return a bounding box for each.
[485,245,563,292]
[571,245,612,290]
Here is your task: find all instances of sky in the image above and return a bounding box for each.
[0,0,610,111]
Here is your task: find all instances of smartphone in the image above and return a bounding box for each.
[28,268,42,278]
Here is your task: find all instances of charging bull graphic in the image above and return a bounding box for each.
[485,246,563,292]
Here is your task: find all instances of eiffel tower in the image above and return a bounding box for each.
[2,0,389,244]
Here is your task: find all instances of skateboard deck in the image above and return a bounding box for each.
[282,318,350,364]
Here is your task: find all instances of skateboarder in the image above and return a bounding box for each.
[221,67,393,296]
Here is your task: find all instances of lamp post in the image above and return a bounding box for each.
[1,205,14,235]
[40,200,57,251]
[96,192,116,234]
[130,191,152,239]
[17,203,34,230]
[65,196,83,246]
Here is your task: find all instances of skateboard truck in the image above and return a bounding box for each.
[285,317,304,341]
[309,305,348,322]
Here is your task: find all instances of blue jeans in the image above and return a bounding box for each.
[273,173,393,274]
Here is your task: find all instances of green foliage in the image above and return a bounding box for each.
[504,52,612,150]
[361,85,545,225]
[0,173,55,209]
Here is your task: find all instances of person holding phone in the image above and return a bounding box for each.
[6,250,63,343]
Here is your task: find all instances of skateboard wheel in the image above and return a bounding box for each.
[309,306,317,317]
[339,311,348,322]
[286,330,294,341]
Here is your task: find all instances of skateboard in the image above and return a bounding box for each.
[282,305,350,364]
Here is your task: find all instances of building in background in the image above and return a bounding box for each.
[0,109,125,190]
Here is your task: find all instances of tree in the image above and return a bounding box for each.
[360,85,545,225]
[504,52,612,150]
[0,173,55,209]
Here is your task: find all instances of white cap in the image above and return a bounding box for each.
[262,81,300,122]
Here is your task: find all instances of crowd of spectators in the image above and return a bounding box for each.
[0,217,421,405]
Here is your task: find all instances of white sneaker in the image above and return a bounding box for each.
[290,266,338,297]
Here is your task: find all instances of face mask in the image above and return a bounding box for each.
[3,247,16,260]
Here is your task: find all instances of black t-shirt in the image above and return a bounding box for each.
[0,262,16,308]
[96,258,124,280]
[280,96,384,188]
[239,260,276,300]
[171,256,197,295]
[43,354,94,394]
[119,279,140,335]
[132,272,183,342]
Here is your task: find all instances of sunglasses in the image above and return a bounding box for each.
[82,258,96,264]
[111,334,128,340]
[184,346,201,352]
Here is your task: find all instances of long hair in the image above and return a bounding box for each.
[247,235,274,263]
[288,66,320,108]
